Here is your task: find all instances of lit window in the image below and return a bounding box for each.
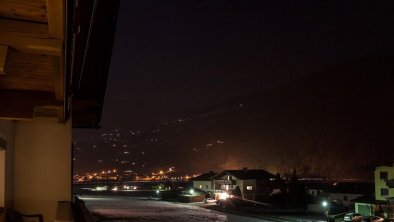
[246,186,253,190]
[199,185,202,189]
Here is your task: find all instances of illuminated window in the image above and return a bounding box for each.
[199,185,202,189]
[246,186,253,190]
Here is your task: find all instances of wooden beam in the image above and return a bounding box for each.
[46,0,64,40]
[34,105,64,122]
[0,45,7,75]
[0,18,60,55]
[51,56,64,100]
[0,0,47,23]
[0,50,55,92]
[0,33,61,56]
[0,18,50,38]
[0,89,62,120]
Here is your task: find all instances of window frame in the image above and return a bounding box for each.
[381,188,389,196]
[380,171,388,180]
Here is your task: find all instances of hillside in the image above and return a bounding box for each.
[164,51,394,178]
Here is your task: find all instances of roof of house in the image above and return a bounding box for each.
[212,169,276,180]
[328,182,374,195]
[303,182,331,190]
[192,172,216,181]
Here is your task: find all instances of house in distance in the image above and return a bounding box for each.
[192,171,216,192]
[196,168,282,201]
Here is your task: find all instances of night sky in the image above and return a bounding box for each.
[73,0,394,177]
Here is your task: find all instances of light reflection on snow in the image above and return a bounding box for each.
[83,197,227,222]
[81,196,273,222]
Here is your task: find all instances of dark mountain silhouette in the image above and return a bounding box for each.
[153,50,394,178]
[81,51,393,179]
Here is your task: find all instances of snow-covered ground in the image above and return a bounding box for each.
[81,196,271,222]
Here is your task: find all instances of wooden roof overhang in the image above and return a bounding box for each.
[0,0,119,128]
[0,0,65,121]
[67,0,119,128]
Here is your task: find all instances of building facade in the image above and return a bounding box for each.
[328,182,373,209]
[355,162,394,219]
[375,163,394,201]
[192,172,216,192]
[211,169,279,201]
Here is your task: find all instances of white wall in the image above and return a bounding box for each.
[0,119,14,208]
[193,181,212,191]
[375,164,394,201]
[240,179,256,200]
[14,118,71,222]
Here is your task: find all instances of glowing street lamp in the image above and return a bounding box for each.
[189,189,194,195]
[219,192,229,200]
[322,200,330,220]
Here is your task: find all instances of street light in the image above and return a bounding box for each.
[219,192,229,200]
[189,189,194,195]
[322,201,329,222]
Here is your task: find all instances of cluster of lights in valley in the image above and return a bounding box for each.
[73,103,245,176]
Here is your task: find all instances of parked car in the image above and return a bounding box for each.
[203,198,216,204]
[361,216,384,222]
[344,213,363,222]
